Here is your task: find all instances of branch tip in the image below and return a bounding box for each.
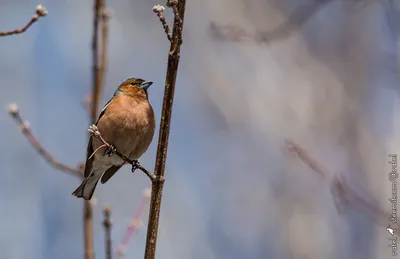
[153,4,172,41]
[152,5,165,13]
[8,107,82,177]
[104,205,111,214]
[35,5,48,17]
[0,5,48,36]
[7,103,19,117]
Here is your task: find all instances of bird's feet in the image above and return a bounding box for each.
[104,145,116,157]
[131,160,139,172]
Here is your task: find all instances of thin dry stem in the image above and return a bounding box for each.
[153,5,172,41]
[284,139,393,231]
[0,5,48,37]
[98,7,110,99]
[103,206,113,259]
[8,108,82,177]
[88,125,155,181]
[91,0,102,120]
[84,0,110,258]
[144,1,186,258]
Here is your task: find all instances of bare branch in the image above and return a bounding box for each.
[116,186,152,259]
[84,0,110,258]
[98,7,110,100]
[7,104,82,177]
[103,206,113,259]
[91,0,106,120]
[144,1,186,258]
[153,5,172,41]
[88,125,156,181]
[0,5,47,37]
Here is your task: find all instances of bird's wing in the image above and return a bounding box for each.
[96,98,112,124]
[83,89,124,178]
[101,165,123,184]
[83,137,94,178]
[97,88,126,124]
[84,95,112,178]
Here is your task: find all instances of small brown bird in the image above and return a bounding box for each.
[72,78,156,200]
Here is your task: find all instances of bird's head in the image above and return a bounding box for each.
[118,78,153,100]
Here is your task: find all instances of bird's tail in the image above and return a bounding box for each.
[72,171,103,200]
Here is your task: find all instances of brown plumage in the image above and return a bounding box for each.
[72,78,156,200]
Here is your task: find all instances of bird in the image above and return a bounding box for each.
[72,78,156,200]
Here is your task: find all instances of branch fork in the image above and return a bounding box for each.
[152,1,183,48]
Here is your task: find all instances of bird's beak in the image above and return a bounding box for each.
[140,81,153,91]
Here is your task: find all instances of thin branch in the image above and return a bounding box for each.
[91,0,102,120]
[116,186,152,259]
[88,125,156,181]
[84,0,110,258]
[284,139,393,231]
[98,7,110,99]
[7,104,82,177]
[152,5,172,41]
[144,1,186,258]
[0,5,48,37]
[103,206,113,259]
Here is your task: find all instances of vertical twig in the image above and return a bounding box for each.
[92,0,101,120]
[144,1,187,258]
[104,206,113,259]
[85,0,109,258]
[98,6,110,98]
[84,201,94,259]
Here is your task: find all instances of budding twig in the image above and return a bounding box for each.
[7,103,82,178]
[152,5,172,41]
[144,1,186,258]
[0,5,47,37]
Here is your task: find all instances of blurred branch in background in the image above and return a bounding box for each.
[5,0,111,258]
[208,0,336,44]
[144,1,186,258]
[103,206,113,259]
[0,5,47,37]
[7,104,82,178]
[85,0,110,258]
[116,186,151,259]
[284,139,394,234]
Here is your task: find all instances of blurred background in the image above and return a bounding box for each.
[0,0,399,258]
